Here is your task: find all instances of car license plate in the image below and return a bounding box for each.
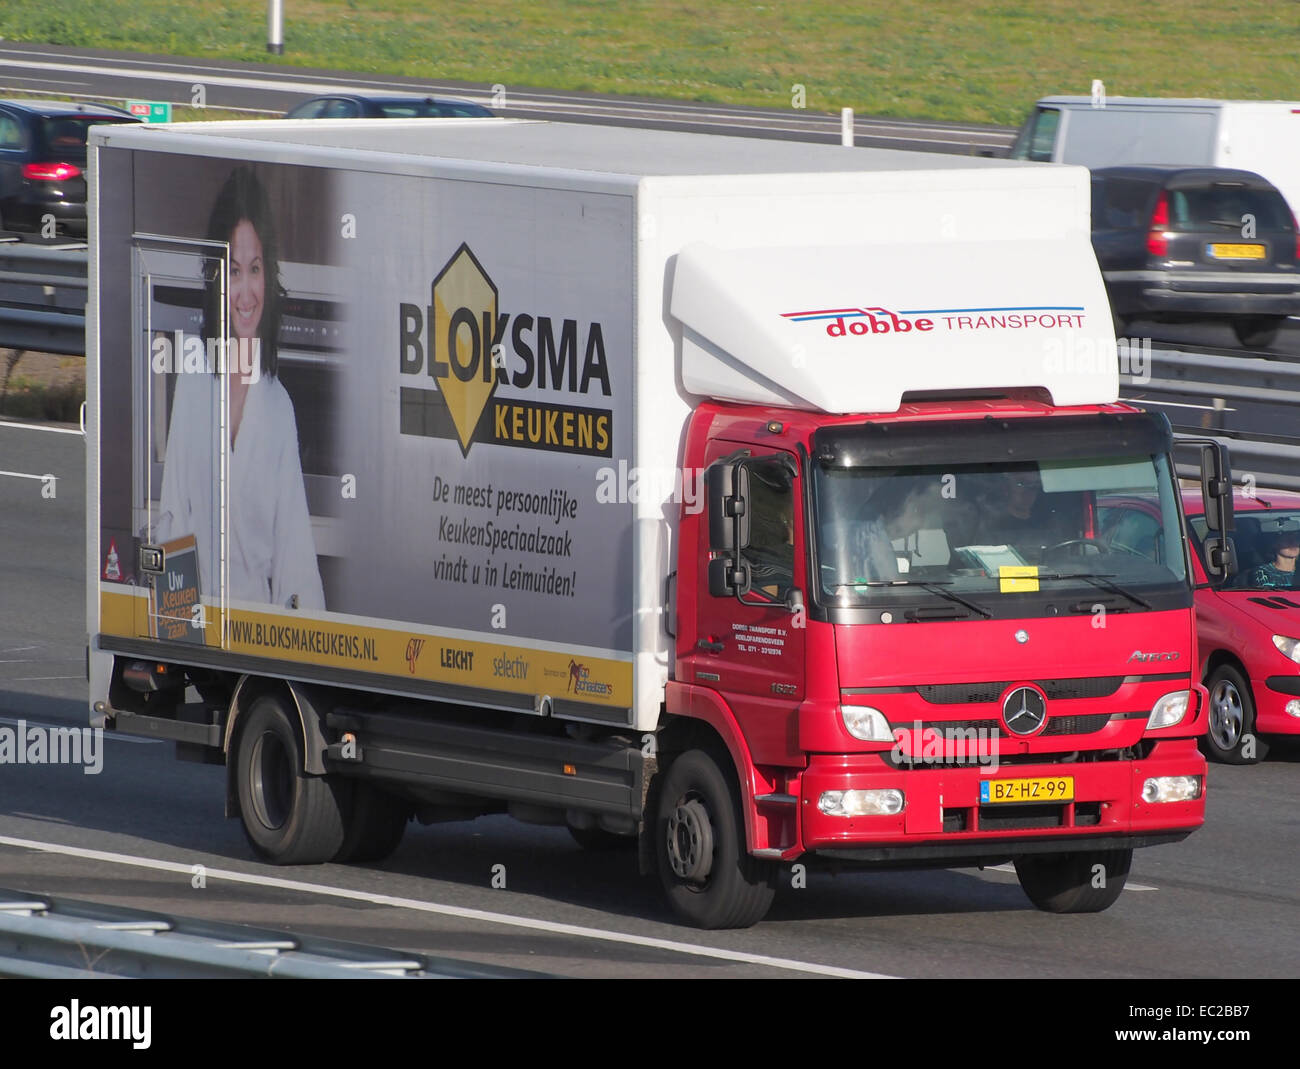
[980,776,1074,804]
[1208,243,1265,260]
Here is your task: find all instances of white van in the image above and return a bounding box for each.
[1011,97,1300,212]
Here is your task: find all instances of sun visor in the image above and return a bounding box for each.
[671,240,1119,412]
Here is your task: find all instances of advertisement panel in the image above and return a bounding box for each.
[97,151,635,715]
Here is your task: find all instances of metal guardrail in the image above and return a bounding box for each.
[1122,343,1300,491]
[2,243,1298,487]
[0,240,88,356]
[0,887,543,978]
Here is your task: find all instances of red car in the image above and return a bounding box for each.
[1105,488,1300,763]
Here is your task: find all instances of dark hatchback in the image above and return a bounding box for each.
[284,94,494,119]
[0,99,142,237]
[1090,165,1300,347]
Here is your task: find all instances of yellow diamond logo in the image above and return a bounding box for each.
[433,244,498,454]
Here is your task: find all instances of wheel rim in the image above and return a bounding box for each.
[250,730,292,831]
[1208,679,1244,751]
[665,796,714,882]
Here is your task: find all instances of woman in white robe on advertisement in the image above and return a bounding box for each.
[156,166,325,612]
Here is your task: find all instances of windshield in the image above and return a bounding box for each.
[813,454,1187,613]
[1009,106,1059,162]
[1190,510,1300,591]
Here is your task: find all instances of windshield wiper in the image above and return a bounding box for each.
[826,579,993,618]
[1036,572,1152,611]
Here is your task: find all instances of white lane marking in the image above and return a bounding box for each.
[0,835,895,978]
[0,469,57,481]
[986,861,1157,891]
[0,647,39,654]
[0,716,160,744]
[6,676,83,682]
[0,419,82,435]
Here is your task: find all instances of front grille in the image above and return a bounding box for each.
[1042,713,1113,736]
[916,683,1006,704]
[1075,803,1102,827]
[915,676,1124,704]
[1041,677,1124,700]
[978,804,1065,831]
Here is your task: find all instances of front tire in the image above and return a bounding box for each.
[1202,664,1267,764]
[1015,848,1132,913]
[235,694,348,864]
[654,749,776,929]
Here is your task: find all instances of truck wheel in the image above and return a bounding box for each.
[235,694,347,864]
[1202,664,1267,765]
[1232,315,1285,349]
[334,783,410,864]
[654,749,776,929]
[1014,848,1132,913]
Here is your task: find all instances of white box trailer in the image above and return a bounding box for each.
[1011,96,1300,211]
[87,118,1220,928]
[88,117,1106,736]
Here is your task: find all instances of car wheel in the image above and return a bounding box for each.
[234,694,348,864]
[1014,848,1132,913]
[1202,664,1268,764]
[654,749,777,929]
[1232,315,1286,349]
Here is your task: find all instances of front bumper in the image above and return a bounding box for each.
[799,739,1205,853]
[1258,674,1300,735]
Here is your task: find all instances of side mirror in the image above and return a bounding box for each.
[785,587,805,616]
[708,557,751,598]
[705,461,750,552]
[1203,535,1237,583]
[1179,438,1235,584]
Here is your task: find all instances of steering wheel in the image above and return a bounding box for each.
[1043,537,1109,560]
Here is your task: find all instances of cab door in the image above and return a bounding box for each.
[692,444,807,765]
[132,239,227,647]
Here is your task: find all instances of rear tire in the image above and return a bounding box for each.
[654,749,777,929]
[1201,663,1267,764]
[1015,848,1132,913]
[335,782,410,863]
[1232,315,1285,349]
[234,694,347,864]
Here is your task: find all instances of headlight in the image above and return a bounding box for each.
[840,705,893,742]
[1146,690,1189,730]
[1142,776,1202,803]
[818,789,905,817]
[1272,635,1300,664]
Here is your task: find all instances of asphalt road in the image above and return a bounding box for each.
[0,419,1297,979]
[0,41,1015,155]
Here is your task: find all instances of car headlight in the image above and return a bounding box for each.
[840,705,893,742]
[1146,690,1189,730]
[1272,635,1300,664]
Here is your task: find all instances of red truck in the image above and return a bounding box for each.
[87,119,1233,927]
